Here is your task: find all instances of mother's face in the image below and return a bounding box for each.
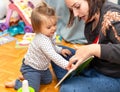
[65,0,89,22]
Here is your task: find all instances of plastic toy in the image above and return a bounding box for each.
[28,0,41,8]
[8,21,25,36]
[55,35,63,44]
[17,80,35,92]
[0,29,9,36]
[15,33,35,48]
[0,0,33,32]
[23,33,35,41]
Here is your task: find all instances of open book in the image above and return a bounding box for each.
[55,56,94,88]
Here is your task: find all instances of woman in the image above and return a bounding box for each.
[45,0,87,44]
[54,0,120,92]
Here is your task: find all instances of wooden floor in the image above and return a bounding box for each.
[0,35,82,92]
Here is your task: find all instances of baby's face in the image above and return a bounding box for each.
[40,17,57,37]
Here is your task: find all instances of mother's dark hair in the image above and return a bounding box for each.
[68,0,106,27]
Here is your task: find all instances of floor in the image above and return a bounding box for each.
[0,34,81,92]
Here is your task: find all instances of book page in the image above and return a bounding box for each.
[54,69,74,88]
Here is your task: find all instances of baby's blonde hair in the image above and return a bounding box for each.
[31,1,57,33]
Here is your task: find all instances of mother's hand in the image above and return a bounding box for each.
[66,44,101,70]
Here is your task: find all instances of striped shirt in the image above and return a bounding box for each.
[24,33,69,70]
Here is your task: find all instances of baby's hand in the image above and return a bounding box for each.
[61,49,71,57]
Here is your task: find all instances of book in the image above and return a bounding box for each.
[0,35,16,45]
[54,56,94,88]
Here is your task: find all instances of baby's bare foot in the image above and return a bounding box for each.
[5,80,16,88]
[18,75,24,80]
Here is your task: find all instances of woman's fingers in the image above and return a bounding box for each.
[66,56,78,70]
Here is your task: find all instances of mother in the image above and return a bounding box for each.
[53,0,120,92]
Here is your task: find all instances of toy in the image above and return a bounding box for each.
[0,29,9,36]
[0,0,33,32]
[55,35,63,44]
[8,21,25,36]
[28,0,42,8]
[17,80,35,92]
[23,33,35,41]
[15,33,35,48]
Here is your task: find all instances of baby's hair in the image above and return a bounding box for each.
[31,1,57,33]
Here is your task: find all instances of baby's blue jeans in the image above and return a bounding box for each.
[14,62,52,92]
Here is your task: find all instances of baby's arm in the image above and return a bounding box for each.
[40,37,69,69]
